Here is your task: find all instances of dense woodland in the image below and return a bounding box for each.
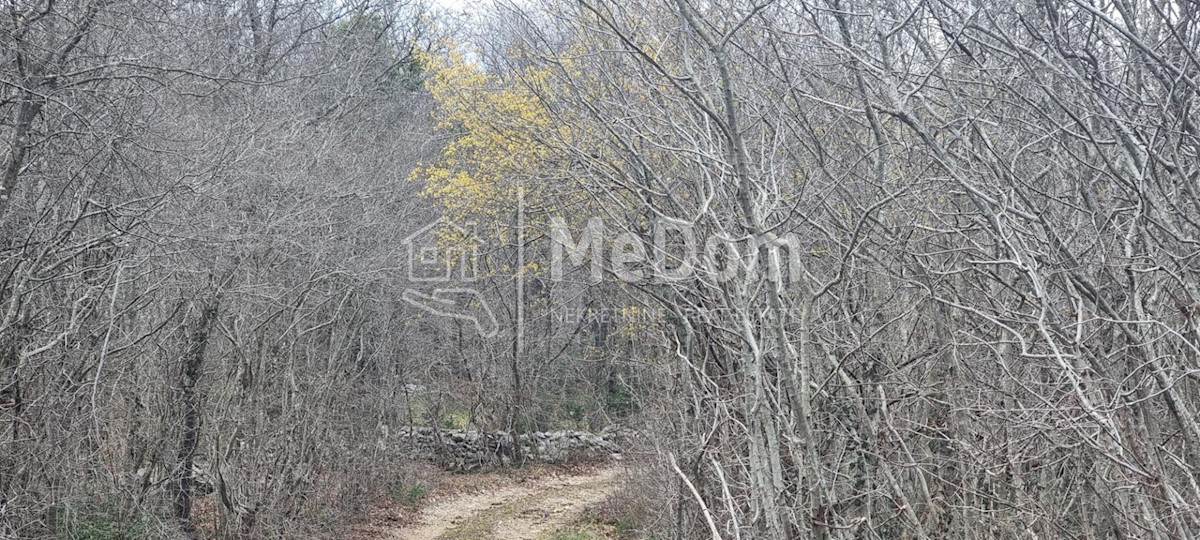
[3,0,1200,539]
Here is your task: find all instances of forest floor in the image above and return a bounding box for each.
[352,462,622,540]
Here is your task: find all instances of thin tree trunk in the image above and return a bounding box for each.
[174,299,220,538]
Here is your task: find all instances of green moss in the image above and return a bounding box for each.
[441,409,471,429]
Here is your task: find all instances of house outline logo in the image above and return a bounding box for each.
[402,218,481,283]
[401,218,497,338]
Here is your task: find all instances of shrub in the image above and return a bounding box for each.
[56,500,150,540]
[389,481,428,508]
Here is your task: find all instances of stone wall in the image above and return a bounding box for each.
[398,427,620,470]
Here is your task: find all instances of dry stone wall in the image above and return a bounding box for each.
[399,427,620,470]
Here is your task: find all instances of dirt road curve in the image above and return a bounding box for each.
[387,465,620,540]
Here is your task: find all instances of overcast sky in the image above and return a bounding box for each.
[433,0,470,14]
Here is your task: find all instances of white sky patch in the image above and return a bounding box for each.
[432,0,471,15]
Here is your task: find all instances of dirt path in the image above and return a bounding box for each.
[387,465,620,540]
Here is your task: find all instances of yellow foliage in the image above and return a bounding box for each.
[411,47,562,225]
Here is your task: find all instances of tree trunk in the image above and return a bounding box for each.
[173,299,220,538]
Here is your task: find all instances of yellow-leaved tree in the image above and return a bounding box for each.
[412,47,564,237]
